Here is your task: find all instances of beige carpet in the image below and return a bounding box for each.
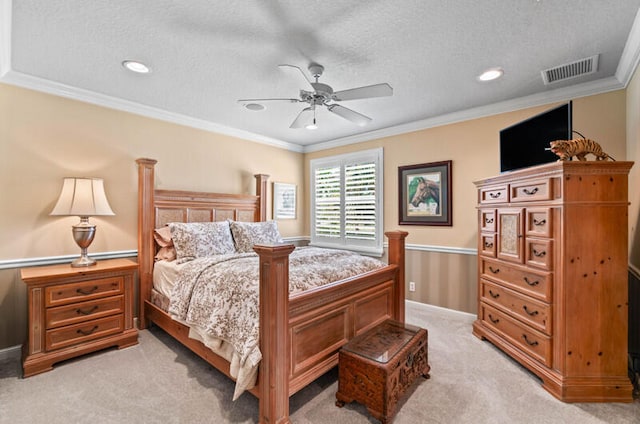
[1,302,638,423]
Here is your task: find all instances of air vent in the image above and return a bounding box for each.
[541,54,599,85]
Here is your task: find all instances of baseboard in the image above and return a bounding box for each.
[405,299,476,319]
[0,345,21,362]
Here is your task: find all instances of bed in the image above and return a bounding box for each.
[136,158,408,424]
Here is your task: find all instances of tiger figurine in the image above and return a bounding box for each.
[547,138,614,161]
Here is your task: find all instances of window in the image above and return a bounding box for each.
[310,148,383,256]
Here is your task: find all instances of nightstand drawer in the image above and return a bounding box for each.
[46,315,124,351]
[45,276,124,307]
[45,295,124,329]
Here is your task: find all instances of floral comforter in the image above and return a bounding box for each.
[167,246,385,399]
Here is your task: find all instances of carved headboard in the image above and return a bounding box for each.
[135,158,268,327]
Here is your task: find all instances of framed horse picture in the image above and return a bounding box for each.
[398,160,452,226]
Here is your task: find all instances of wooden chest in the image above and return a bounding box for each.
[335,320,430,423]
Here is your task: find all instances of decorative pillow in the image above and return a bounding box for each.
[229,220,284,253]
[155,246,177,262]
[168,221,236,262]
[154,226,173,247]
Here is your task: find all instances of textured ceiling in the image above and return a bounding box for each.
[2,0,640,152]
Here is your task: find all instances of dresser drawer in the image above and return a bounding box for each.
[480,279,551,335]
[526,238,553,270]
[525,208,552,238]
[480,233,496,257]
[45,276,124,307]
[480,304,552,367]
[479,185,508,204]
[45,295,124,329]
[480,210,496,232]
[45,315,124,351]
[480,259,552,302]
[510,178,552,202]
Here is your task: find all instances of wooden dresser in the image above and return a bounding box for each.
[473,161,634,402]
[22,258,138,377]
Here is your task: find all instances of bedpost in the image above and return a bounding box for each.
[254,243,295,424]
[385,231,409,323]
[136,158,157,329]
[255,174,269,221]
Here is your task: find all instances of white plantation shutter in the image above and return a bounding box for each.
[310,148,383,256]
[345,162,376,241]
[314,166,341,238]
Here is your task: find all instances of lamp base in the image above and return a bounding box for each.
[71,218,98,267]
[71,255,97,267]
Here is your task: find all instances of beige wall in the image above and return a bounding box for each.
[0,81,632,351]
[627,66,640,271]
[0,83,304,349]
[304,90,629,315]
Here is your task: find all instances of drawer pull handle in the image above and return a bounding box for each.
[489,192,502,199]
[77,286,98,295]
[76,306,98,316]
[522,334,539,346]
[523,277,539,286]
[533,218,546,226]
[77,325,98,336]
[488,266,500,274]
[489,290,500,299]
[488,314,500,324]
[523,187,539,195]
[485,218,494,224]
[484,241,494,248]
[533,249,546,257]
[522,305,539,316]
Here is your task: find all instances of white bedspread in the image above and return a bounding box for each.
[163,247,385,399]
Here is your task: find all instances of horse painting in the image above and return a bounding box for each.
[409,176,440,214]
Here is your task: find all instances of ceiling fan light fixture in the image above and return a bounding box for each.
[244,103,265,111]
[477,67,504,82]
[122,60,151,74]
[305,121,318,130]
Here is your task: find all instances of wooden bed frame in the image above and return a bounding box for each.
[136,158,408,424]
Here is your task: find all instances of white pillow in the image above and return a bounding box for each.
[169,221,236,262]
[229,220,284,253]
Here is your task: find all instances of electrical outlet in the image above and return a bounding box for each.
[409,281,416,292]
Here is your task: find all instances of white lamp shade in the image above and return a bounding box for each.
[50,177,115,216]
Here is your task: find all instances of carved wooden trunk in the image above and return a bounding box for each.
[335,320,430,423]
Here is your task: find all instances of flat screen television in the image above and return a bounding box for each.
[499,101,572,172]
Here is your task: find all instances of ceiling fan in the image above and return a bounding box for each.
[238,63,393,129]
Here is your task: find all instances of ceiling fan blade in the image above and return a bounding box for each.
[327,104,371,126]
[278,64,315,91]
[237,98,300,104]
[332,83,393,101]
[290,107,313,129]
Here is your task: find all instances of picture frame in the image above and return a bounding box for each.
[273,182,296,220]
[398,160,452,226]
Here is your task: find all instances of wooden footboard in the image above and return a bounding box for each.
[255,232,406,424]
[136,158,407,424]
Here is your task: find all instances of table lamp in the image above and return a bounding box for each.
[50,177,115,267]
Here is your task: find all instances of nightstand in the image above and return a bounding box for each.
[21,258,138,377]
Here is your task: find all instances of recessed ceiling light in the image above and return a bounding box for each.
[477,67,504,82]
[244,103,265,111]
[122,60,151,74]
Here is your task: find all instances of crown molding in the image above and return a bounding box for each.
[1,1,638,155]
[616,6,640,86]
[0,70,305,153]
[303,76,625,153]
[0,0,11,78]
